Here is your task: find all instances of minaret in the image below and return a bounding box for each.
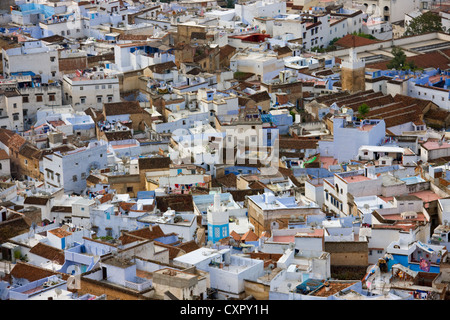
[207,193,229,244]
[341,36,366,93]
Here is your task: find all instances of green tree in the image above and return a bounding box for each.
[405,11,443,36]
[358,103,370,119]
[387,47,407,70]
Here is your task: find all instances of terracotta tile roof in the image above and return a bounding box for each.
[147,61,176,74]
[334,34,379,48]
[279,138,318,150]
[0,216,31,242]
[23,196,50,206]
[0,129,26,150]
[40,34,67,43]
[29,242,65,265]
[84,107,104,122]
[48,227,72,238]
[50,206,72,213]
[155,194,194,212]
[219,44,236,60]
[19,144,40,159]
[86,174,102,185]
[241,229,259,242]
[274,46,292,56]
[177,240,200,253]
[215,173,237,188]
[118,34,151,41]
[104,130,133,141]
[248,90,271,103]
[103,101,143,116]
[99,193,113,204]
[367,51,450,71]
[119,202,135,212]
[121,225,167,243]
[249,180,267,189]
[393,94,432,111]
[230,230,241,241]
[229,189,265,202]
[5,261,69,284]
[139,157,171,170]
[154,241,182,259]
[0,149,9,160]
[364,101,423,128]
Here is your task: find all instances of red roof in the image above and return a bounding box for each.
[241,229,259,242]
[335,34,379,48]
[367,51,450,71]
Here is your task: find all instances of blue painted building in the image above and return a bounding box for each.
[386,238,447,274]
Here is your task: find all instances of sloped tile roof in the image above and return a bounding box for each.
[5,261,69,283]
[334,34,379,48]
[241,229,259,242]
[29,242,65,265]
[0,217,30,242]
[23,196,50,206]
[103,101,143,116]
[138,157,171,170]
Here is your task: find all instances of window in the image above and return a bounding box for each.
[13,103,17,109]
[97,96,102,103]
[22,96,29,103]
[50,56,55,62]
[80,86,84,91]
[73,175,78,182]
[49,94,55,101]
[13,113,19,121]
[214,227,220,238]
[80,97,86,104]
[81,172,86,180]
[36,95,43,102]
[126,186,133,193]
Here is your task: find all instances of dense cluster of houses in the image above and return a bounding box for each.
[0,0,449,302]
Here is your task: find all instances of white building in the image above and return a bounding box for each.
[0,88,24,132]
[230,51,285,82]
[235,0,287,25]
[319,117,386,163]
[62,69,120,111]
[43,140,108,194]
[173,247,265,299]
[2,40,59,84]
